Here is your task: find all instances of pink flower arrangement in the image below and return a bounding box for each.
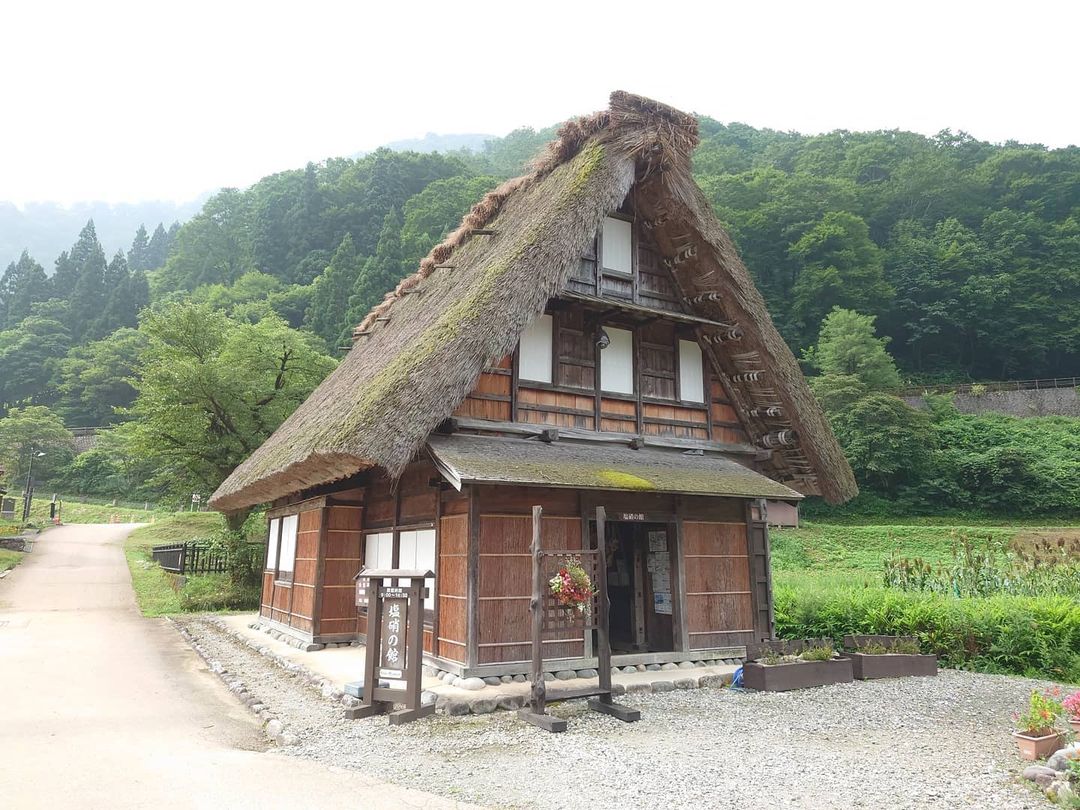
[549,557,596,614]
[1064,690,1080,720]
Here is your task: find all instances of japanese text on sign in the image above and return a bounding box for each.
[378,597,408,679]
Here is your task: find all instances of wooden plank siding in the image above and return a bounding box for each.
[453,356,512,422]
[682,520,755,650]
[437,512,468,661]
[317,503,363,639]
[262,507,323,637]
[476,513,584,664]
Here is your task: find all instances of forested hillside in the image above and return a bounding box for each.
[1,113,1077,512]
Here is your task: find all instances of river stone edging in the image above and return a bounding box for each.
[172,618,301,747]
[201,617,736,717]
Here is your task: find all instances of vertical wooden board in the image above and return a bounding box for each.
[683,521,749,556]
[290,584,316,618]
[319,585,360,621]
[478,598,530,646]
[326,504,363,531]
[685,593,754,630]
[292,558,317,586]
[684,557,751,594]
[476,486,579,516]
[479,515,531,554]
[439,514,468,555]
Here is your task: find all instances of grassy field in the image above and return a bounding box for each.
[770,523,1016,588]
[122,512,261,617]
[772,521,1080,682]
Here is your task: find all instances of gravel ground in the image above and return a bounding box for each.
[176,616,1054,809]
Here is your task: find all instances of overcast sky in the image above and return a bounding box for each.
[3,0,1076,205]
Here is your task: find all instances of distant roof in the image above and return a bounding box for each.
[427,434,804,500]
[210,91,856,512]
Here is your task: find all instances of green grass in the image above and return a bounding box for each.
[0,548,24,573]
[123,512,227,617]
[773,520,1080,682]
[771,522,1015,574]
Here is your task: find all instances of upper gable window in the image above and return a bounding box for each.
[519,314,553,384]
[678,339,705,403]
[600,326,634,394]
[602,216,633,276]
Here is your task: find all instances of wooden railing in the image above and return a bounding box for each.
[897,377,1080,397]
[151,541,261,575]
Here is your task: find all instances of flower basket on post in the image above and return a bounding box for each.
[518,505,640,733]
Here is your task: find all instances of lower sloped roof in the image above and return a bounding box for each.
[427,434,803,500]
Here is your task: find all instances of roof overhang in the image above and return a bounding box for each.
[426,434,803,500]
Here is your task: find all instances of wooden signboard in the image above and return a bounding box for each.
[347,568,433,725]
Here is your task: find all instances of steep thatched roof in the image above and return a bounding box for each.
[210,91,856,512]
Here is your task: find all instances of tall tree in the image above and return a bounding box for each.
[307,233,361,347]
[127,224,151,271]
[145,222,172,270]
[805,307,901,390]
[789,211,893,344]
[67,220,108,340]
[119,303,336,523]
[0,251,50,328]
[0,405,74,488]
[344,208,404,343]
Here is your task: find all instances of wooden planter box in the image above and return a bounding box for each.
[848,652,938,680]
[742,658,854,692]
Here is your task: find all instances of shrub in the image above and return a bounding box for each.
[774,583,1080,683]
[178,574,261,612]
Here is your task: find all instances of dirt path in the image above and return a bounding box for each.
[0,523,479,810]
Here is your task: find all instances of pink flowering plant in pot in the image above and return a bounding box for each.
[1064,690,1080,735]
[1012,688,1065,761]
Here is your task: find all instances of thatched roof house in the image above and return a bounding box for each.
[211,92,855,514]
[214,93,856,676]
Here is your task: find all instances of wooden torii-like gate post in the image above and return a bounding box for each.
[519,505,641,732]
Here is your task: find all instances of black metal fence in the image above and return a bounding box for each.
[151,541,261,575]
[896,376,1080,397]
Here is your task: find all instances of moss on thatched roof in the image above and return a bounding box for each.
[210,91,856,512]
[427,434,804,500]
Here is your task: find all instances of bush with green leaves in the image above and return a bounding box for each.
[774,583,1080,683]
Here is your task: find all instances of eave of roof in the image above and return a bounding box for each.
[427,433,803,501]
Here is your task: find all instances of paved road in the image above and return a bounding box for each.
[0,523,476,810]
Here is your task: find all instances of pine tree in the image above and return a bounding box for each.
[127,269,150,314]
[342,209,404,344]
[68,220,108,340]
[145,223,171,270]
[0,251,51,329]
[92,252,133,336]
[307,234,361,347]
[51,250,77,299]
[128,224,150,272]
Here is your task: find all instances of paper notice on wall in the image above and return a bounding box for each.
[648,531,668,553]
[649,551,671,615]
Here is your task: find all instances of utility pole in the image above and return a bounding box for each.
[21,447,45,523]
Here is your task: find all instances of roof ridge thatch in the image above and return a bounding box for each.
[210,91,856,513]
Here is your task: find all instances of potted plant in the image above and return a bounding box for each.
[843,635,938,680]
[1013,689,1065,761]
[742,639,854,692]
[1064,691,1080,735]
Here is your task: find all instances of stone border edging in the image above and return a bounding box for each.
[193,617,738,719]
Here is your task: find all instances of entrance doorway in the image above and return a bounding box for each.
[601,521,674,653]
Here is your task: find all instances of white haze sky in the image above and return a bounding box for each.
[2,0,1076,205]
